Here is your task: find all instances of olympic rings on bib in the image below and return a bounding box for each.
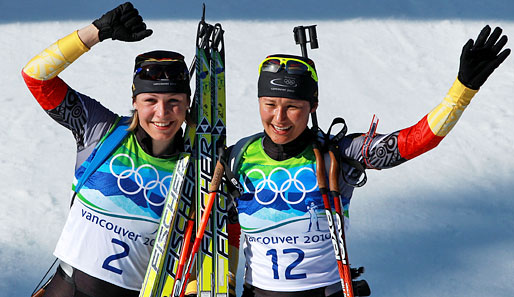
[243,167,318,206]
[109,154,171,207]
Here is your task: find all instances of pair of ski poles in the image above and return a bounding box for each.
[314,142,354,297]
[294,25,355,297]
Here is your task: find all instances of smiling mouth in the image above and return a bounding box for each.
[153,122,172,128]
[272,124,292,132]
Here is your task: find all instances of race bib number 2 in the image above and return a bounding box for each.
[102,238,130,275]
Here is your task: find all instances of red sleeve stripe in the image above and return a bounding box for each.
[22,70,68,110]
[398,115,444,160]
[398,80,477,160]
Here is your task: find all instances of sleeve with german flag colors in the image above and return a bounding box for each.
[21,30,117,164]
[22,30,89,110]
[342,78,478,169]
[397,79,477,160]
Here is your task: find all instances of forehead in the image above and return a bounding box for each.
[135,92,189,101]
[259,96,310,105]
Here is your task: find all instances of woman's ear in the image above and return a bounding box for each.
[132,96,137,110]
[310,102,318,113]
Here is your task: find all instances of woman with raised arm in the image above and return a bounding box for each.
[23,2,193,296]
[227,26,510,297]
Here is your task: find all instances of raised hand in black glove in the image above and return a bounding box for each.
[93,2,153,42]
[458,25,510,90]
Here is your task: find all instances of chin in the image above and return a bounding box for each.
[148,131,177,142]
[270,135,291,145]
[150,126,180,139]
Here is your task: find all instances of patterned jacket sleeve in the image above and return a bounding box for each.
[22,30,117,167]
[342,79,478,169]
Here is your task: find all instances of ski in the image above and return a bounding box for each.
[192,12,229,297]
[194,15,215,297]
[210,23,230,297]
[154,6,229,297]
[172,156,227,297]
[139,116,197,297]
[139,7,216,297]
[154,8,215,297]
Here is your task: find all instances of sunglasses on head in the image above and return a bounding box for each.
[259,57,318,82]
[134,61,189,82]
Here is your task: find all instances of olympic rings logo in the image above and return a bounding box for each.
[243,167,318,205]
[109,154,171,207]
[284,78,296,86]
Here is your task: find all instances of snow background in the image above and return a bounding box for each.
[1,0,514,296]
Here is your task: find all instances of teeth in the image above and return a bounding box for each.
[154,122,171,127]
[273,125,291,131]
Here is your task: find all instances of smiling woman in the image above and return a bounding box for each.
[258,96,316,145]
[128,50,192,156]
[21,2,195,297]
[132,92,189,155]
[227,25,510,297]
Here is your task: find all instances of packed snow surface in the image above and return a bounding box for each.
[1,1,514,296]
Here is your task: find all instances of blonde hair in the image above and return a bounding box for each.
[127,109,139,131]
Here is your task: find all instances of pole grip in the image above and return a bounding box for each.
[313,148,327,191]
[308,25,318,49]
[293,26,309,58]
[328,149,340,193]
[208,160,225,193]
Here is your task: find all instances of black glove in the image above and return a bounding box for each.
[458,25,510,90]
[92,2,153,42]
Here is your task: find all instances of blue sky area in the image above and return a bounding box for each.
[2,0,514,23]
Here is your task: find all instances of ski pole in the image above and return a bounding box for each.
[294,24,354,296]
[31,258,58,297]
[170,209,196,297]
[313,145,350,294]
[329,146,354,297]
[172,156,226,297]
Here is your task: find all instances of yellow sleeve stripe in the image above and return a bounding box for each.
[427,79,478,137]
[58,30,90,62]
[23,31,89,81]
